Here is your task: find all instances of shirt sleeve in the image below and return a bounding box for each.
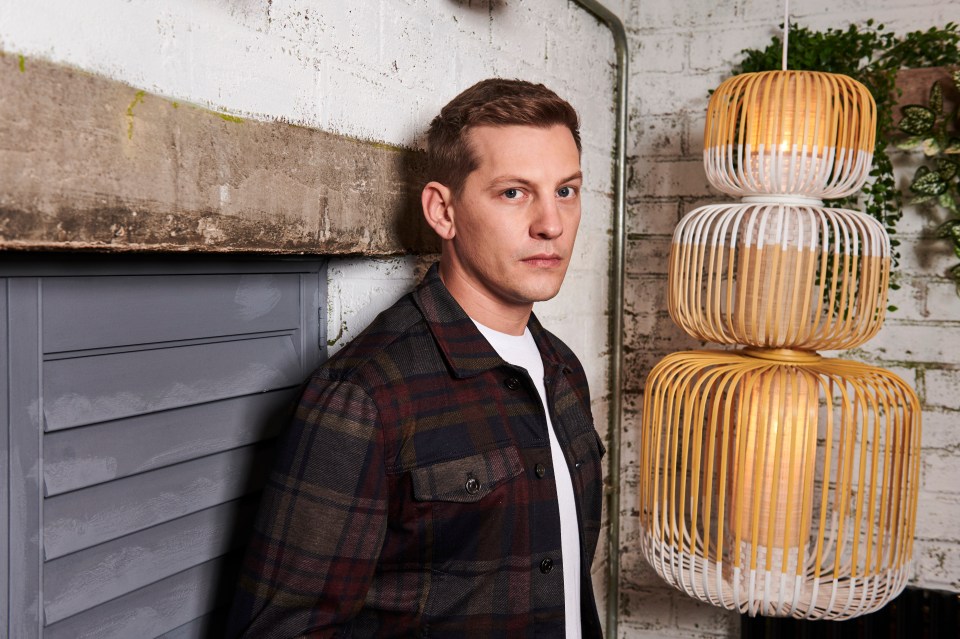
[226,376,388,638]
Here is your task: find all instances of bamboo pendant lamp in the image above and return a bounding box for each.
[668,201,890,349]
[704,71,876,199]
[640,350,921,619]
[638,66,922,620]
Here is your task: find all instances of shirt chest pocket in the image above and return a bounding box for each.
[410,445,524,503]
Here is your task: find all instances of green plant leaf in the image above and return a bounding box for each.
[953,68,960,91]
[936,219,960,237]
[896,135,928,150]
[923,138,943,156]
[912,168,948,195]
[938,192,960,213]
[937,158,959,179]
[910,194,936,205]
[944,137,960,153]
[929,81,944,115]
[899,104,936,134]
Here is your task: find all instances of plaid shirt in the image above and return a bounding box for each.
[228,264,605,638]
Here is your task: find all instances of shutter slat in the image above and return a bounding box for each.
[43,335,302,430]
[44,445,268,559]
[44,388,293,496]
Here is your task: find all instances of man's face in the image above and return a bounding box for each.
[440,124,582,320]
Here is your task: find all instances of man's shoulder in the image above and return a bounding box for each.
[312,292,435,387]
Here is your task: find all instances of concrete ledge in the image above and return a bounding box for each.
[0,53,437,255]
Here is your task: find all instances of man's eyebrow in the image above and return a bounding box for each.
[487,171,584,188]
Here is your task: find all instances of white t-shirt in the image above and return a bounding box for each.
[472,320,581,639]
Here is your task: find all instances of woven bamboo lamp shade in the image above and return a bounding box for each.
[704,71,877,199]
[668,201,890,349]
[640,350,921,619]
[638,69,922,619]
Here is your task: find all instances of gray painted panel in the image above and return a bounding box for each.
[3,258,326,638]
[43,334,301,431]
[43,273,301,353]
[7,278,41,638]
[0,256,324,278]
[157,610,225,639]
[43,556,232,639]
[44,445,267,560]
[44,499,253,624]
[44,389,293,496]
[0,279,9,635]
[301,268,326,374]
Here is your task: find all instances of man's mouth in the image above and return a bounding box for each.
[521,254,563,267]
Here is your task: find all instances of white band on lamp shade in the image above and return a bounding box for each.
[704,71,876,199]
[638,350,921,619]
[668,202,890,350]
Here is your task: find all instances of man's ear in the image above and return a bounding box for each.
[421,181,456,241]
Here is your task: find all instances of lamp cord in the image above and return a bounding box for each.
[782,0,790,70]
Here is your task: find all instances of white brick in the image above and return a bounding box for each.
[635,34,687,73]
[326,256,420,355]
[925,368,960,410]
[864,323,958,365]
[911,540,960,591]
[630,113,686,158]
[634,1,739,30]
[885,276,925,320]
[628,200,682,236]
[921,448,960,495]
[924,280,960,321]
[894,232,957,277]
[673,594,739,635]
[915,492,960,543]
[487,0,549,67]
[919,409,960,449]
[626,234,672,276]
[321,59,424,144]
[630,158,713,199]
[379,8,443,91]
[632,72,718,116]
[688,25,767,73]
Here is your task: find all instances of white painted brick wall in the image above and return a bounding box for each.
[623,0,960,636]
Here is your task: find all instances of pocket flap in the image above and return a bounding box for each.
[411,446,524,503]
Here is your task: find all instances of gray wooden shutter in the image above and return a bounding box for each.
[1,257,326,638]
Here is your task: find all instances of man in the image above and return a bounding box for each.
[228,78,605,638]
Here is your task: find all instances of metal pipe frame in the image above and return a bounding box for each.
[568,2,628,637]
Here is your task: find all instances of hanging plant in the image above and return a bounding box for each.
[896,70,960,294]
[731,21,960,300]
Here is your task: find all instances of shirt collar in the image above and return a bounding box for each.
[413,263,569,378]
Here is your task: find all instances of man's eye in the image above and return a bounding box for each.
[503,188,521,199]
[558,186,576,198]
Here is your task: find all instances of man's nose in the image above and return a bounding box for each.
[531,197,563,239]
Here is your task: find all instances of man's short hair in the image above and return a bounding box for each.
[426,78,581,195]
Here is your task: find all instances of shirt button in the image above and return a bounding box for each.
[540,558,554,574]
[465,477,480,494]
[535,463,547,478]
[504,377,521,390]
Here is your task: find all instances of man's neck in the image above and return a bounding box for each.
[438,264,531,336]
